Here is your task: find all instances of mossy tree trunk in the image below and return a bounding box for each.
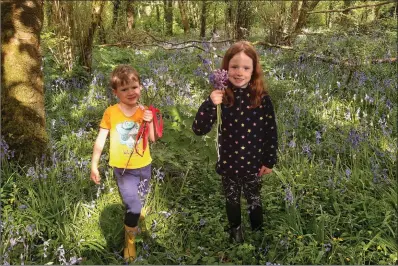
[126,0,136,30]
[235,0,252,40]
[164,0,173,36]
[200,0,207,37]
[1,0,48,165]
[224,0,234,38]
[178,0,189,34]
[284,0,320,45]
[78,0,105,73]
[112,0,121,29]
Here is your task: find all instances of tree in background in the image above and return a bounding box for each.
[200,1,207,37]
[1,0,48,165]
[78,1,105,72]
[112,0,121,29]
[126,0,136,30]
[257,1,320,45]
[47,1,74,71]
[164,0,173,35]
[235,0,252,40]
[178,0,190,34]
[224,0,234,38]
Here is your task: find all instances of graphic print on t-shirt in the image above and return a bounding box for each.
[116,121,140,149]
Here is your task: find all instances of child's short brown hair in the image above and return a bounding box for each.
[110,64,141,90]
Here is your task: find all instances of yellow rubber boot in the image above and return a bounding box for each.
[124,225,138,261]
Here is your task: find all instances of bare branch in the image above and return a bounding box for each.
[97,31,233,58]
[300,54,397,67]
[252,41,295,50]
[308,0,395,14]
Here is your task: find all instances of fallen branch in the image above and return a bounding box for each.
[252,41,295,50]
[308,0,395,14]
[371,57,397,64]
[300,53,397,67]
[97,31,232,58]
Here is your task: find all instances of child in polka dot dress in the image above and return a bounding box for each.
[192,41,278,243]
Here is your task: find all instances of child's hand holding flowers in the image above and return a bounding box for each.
[209,69,228,90]
[208,69,228,159]
[210,90,224,105]
[209,69,228,105]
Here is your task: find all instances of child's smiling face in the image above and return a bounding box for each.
[113,75,141,107]
[227,51,253,88]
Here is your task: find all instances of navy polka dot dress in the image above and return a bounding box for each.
[192,87,278,177]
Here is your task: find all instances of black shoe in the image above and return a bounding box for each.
[230,225,244,244]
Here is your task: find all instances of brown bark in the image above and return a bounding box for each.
[235,0,252,40]
[79,1,105,72]
[200,1,207,37]
[212,3,217,34]
[268,2,285,44]
[164,0,173,36]
[285,0,320,45]
[51,0,74,71]
[178,0,189,34]
[1,0,48,164]
[112,0,121,28]
[224,0,234,38]
[127,0,135,30]
[289,0,301,34]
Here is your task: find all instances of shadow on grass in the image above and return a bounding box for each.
[99,203,125,255]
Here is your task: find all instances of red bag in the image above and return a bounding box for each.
[135,105,163,156]
[122,105,163,175]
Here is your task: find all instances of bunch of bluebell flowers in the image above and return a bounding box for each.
[209,69,228,158]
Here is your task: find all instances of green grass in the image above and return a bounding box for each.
[1,24,397,265]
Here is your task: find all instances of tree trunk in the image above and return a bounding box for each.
[326,1,333,27]
[285,0,320,45]
[79,1,105,72]
[289,0,301,34]
[156,3,160,22]
[112,0,121,29]
[235,0,252,40]
[127,0,136,30]
[268,2,285,44]
[200,1,207,37]
[44,1,52,28]
[224,0,234,38]
[164,0,173,36]
[1,0,48,164]
[212,2,217,34]
[178,0,189,34]
[343,0,352,15]
[51,1,74,71]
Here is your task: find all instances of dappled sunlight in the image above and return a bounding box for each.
[2,10,397,264]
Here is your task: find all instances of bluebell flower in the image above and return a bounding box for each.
[284,186,294,206]
[315,131,321,144]
[345,168,351,178]
[324,243,332,252]
[209,69,228,90]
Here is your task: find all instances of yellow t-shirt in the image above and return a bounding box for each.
[100,104,152,169]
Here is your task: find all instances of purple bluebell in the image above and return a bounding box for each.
[284,186,294,206]
[324,243,332,252]
[345,168,351,178]
[315,131,321,144]
[209,69,228,90]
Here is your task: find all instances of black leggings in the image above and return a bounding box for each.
[221,173,263,230]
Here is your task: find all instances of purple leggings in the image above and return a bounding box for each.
[114,164,151,227]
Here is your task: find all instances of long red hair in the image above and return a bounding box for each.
[221,41,268,108]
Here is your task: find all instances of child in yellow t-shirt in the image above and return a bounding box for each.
[90,64,155,261]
